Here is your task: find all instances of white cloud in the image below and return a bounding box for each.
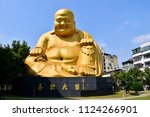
[132,33,150,44]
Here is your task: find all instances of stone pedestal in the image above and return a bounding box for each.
[12,77,113,97]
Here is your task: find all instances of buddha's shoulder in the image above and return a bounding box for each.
[38,31,55,40]
[40,30,54,36]
[75,30,92,38]
[41,30,92,39]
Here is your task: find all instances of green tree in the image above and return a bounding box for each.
[117,68,144,94]
[127,67,144,94]
[144,67,150,90]
[0,40,30,84]
[111,71,122,92]
[0,44,15,83]
[117,71,131,93]
[131,82,143,94]
[11,40,30,75]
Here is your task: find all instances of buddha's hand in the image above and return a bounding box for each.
[79,38,94,47]
[30,47,43,56]
[78,66,95,76]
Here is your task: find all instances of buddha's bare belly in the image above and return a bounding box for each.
[45,46,80,64]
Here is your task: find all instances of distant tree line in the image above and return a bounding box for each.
[111,67,150,95]
[0,40,30,85]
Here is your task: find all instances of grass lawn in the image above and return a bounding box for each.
[69,90,150,100]
[68,90,132,100]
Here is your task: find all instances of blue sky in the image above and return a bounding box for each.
[1,0,150,67]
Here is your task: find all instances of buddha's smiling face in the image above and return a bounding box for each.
[54,9,75,36]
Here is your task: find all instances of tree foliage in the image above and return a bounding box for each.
[144,67,150,89]
[0,40,30,84]
[111,71,122,92]
[112,67,144,94]
[128,67,144,94]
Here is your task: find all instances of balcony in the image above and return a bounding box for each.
[134,63,144,69]
[133,55,143,64]
[142,49,150,55]
[132,52,142,57]
[143,57,150,63]
[134,60,143,65]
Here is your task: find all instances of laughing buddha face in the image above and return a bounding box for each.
[54,9,76,36]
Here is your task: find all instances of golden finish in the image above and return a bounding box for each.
[75,83,80,90]
[62,83,68,90]
[38,83,43,91]
[25,9,103,77]
[50,84,56,90]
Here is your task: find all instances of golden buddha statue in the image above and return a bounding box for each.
[25,8,103,77]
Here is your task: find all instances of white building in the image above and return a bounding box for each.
[132,41,150,70]
[122,59,134,71]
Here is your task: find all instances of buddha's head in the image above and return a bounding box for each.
[54,9,76,36]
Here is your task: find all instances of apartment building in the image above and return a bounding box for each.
[103,53,119,73]
[132,41,150,70]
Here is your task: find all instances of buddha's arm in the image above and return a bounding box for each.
[78,32,95,66]
[77,31,101,76]
[77,44,96,75]
[30,32,49,56]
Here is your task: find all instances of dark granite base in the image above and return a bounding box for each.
[12,77,113,97]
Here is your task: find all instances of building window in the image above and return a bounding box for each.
[109,63,112,69]
[134,64,143,68]
[104,63,105,65]
[142,45,150,52]
[144,53,150,59]
[132,47,141,55]
[145,62,150,67]
[133,55,142,62]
